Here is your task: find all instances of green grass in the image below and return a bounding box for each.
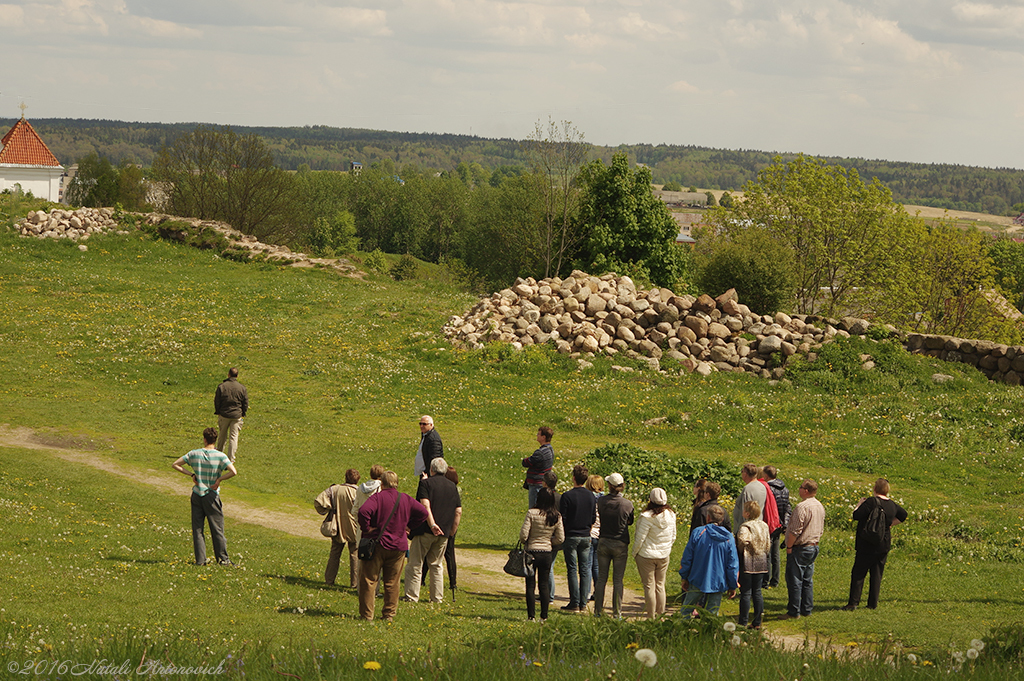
[1,217,1023,676]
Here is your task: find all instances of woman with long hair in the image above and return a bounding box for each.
[519,487,564,621]
[632,488,677,618]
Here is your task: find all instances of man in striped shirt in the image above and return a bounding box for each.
[172,427,238,566]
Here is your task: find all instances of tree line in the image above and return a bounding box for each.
[10,117,1023,213]
[58,123,1024,343]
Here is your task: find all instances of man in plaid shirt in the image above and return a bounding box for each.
[172,427,239,565]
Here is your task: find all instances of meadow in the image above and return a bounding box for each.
[1,217,1023,678]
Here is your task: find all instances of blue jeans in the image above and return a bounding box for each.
[562,536,591,609]
[682,589,724,616]
[527,485,542,508]
[786,544,819,616]
[594,538,628,617]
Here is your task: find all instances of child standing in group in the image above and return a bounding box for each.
[737,500,770,628]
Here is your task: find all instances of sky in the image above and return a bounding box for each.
[2,0,1023,169]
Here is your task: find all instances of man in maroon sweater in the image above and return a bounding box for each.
[357,471,429,621]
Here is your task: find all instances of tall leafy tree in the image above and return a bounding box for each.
[524,119,590,278]
[575,152,684,287]
[730,155,917,316]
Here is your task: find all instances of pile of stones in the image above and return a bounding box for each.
[442,271,876,378]
[15,207,125,241]
[11,208,360,276]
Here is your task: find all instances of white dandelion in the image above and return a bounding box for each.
[634,649,657,668]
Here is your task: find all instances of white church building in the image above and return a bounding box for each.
[0,117,64,201]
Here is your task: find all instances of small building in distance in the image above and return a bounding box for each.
[0,116,64,201]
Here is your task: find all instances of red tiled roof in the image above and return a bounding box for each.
[0,119,62,167]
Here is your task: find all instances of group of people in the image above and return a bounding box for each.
[677,465,907,626]
[519,441,908,626]
[312,416,462,621]
[175,396,908,625]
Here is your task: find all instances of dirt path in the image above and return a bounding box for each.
[0,425,649,617]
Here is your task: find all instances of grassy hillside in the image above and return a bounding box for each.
[1,222,1023,676]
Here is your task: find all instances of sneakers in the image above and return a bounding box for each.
[560,604,578,611]
[841,605,857,611]
[218,559,237,567]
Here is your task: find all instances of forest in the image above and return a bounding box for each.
[6,117,1023,214]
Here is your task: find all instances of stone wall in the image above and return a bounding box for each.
[444,272,1024,385]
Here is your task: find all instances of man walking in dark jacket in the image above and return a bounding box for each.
[214,367,247,463]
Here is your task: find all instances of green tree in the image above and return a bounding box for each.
[154,125,298,242]
[575,153,685,288]
[308,210,359,257]
[730,155,917,316]
[705,191,717,207]
[989,238,1024,311]
[460,176,544,288]
[661,180,682,192]
[693,223,796,313]
[65,152,119,207]
[116,160,149,211]
[719,192,734,208]
[903,224,1016,341]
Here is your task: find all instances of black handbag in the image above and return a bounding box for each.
[503,540,535,578]
[358,493,401,562]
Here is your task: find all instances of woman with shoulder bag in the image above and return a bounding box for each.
[519,487,564,621]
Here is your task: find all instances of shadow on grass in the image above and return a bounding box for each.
[275,607,352,619]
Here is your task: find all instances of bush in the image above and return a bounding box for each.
[390,253,419,281]
[585,443,742,504]
[362,249,388,273]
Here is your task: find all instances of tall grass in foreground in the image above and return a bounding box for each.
[1,614,1017,680]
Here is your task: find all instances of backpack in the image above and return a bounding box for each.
[861,500,888,546]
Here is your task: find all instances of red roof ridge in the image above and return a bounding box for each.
[0,119,62,167]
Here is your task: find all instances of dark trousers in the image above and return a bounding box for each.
[444,532,457,589]
[738,572,764,626]
[764,529,784,587]
[847,549,889,609]
[525,550,554,620]
[190,492,228,565]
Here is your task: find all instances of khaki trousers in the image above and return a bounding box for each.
[216,415,243,463]
[358,548,405,620]
[404,534,448,602]
[634,554,669,619]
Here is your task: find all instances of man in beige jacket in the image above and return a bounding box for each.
[316,469,361,587]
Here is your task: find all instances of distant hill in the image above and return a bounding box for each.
[6,118,1022,215]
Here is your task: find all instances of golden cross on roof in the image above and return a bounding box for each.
[19,101,27,119]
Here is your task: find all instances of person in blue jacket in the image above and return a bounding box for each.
[678,504,739,616]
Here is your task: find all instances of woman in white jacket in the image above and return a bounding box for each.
[631,487,677,619]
